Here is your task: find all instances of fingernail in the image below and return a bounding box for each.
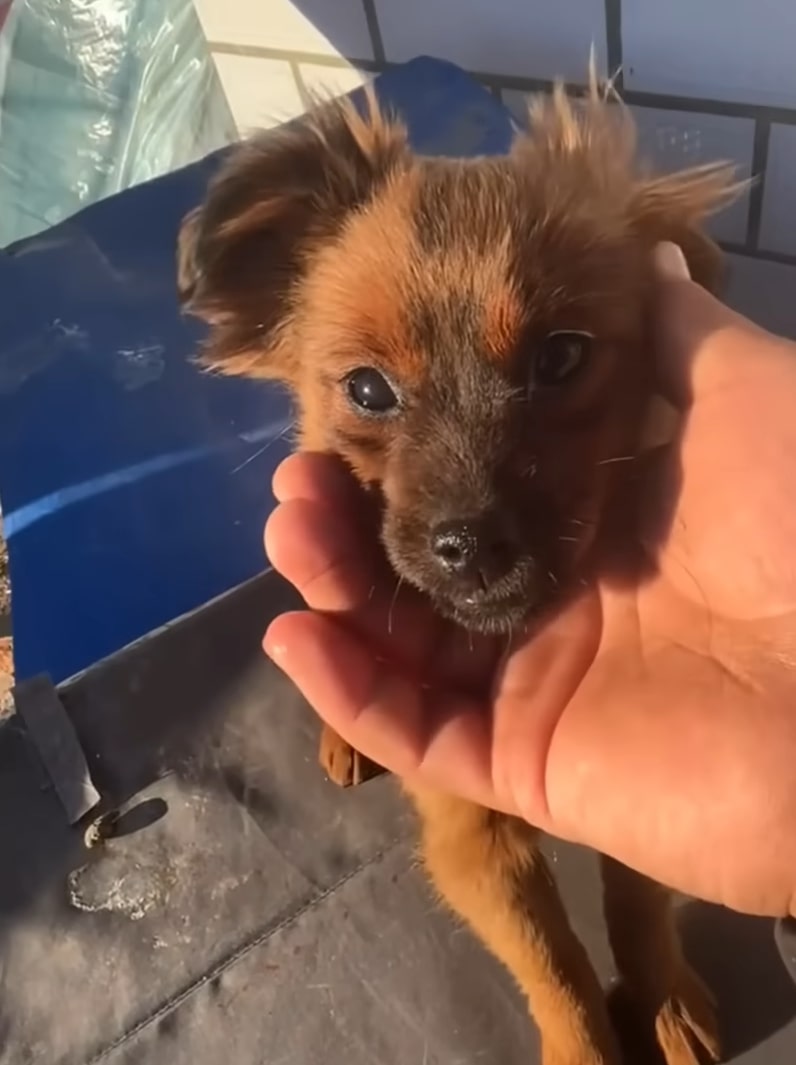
[653,241,691,281]
[263,627,287,661]
[640,393,682,450]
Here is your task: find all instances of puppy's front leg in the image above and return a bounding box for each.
[411,786,620,1065]
[600,856,721,1065]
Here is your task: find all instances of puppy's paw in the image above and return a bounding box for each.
[542,1047,616,1065]
[654,965,722,1065]
[541,1034,620,1065]
[318,726,385,787]
[319,727,356,787]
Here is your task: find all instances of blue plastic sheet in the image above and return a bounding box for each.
[0,56,516,685]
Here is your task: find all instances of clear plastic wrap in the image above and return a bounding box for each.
[0,0,237,248]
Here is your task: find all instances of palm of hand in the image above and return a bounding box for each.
[536,361,796,911]
[265,330,796,914]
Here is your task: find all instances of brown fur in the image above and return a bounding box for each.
[178,79,743,1065]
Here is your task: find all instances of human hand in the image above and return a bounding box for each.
[263,243,796,918]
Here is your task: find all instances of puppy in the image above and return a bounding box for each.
[178,80,740,1065]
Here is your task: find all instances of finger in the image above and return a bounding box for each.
[264,611,506,810]
[266,497,499,687]
[270,454,419,630]
[265,495,432,636]
[272,451,365,509]
[265,497,378,611]
[270,451,501,685]
[493,591,602,829]
[652,241,779,406]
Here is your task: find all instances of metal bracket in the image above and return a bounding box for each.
[13,673,100,823]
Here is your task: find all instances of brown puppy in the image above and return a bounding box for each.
[178,81,741,1065]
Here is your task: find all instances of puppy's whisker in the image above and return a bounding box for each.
[230,421,296,474]
[505,619,514,657]
[547,569,559,587]
[567,517,594,528]
[595,454,637,466]
[230,441,272,475]
[558,535,580,543]
[387,577,404,637]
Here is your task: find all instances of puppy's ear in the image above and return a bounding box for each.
[517,80,745,293]
[176,206,204,308]
[177,86,408,379]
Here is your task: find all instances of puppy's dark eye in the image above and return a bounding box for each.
[346,367,399,413]
[534,331,593,387]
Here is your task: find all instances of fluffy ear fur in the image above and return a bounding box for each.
[515,78,747,292]
[628,164,742,291]
[176,86,408,378]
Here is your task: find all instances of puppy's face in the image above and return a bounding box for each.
[179,87,737,633]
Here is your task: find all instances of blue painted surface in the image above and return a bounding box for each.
[0,56,516,684]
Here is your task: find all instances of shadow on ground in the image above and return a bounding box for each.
[680,901,796,1059]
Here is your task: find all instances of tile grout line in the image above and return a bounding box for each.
[290,58,312,110]
[205,43,794,265]
[206,43,796,126]
[721,239,796,268]
[604,0,624,91]
[469,70,796,126]
[361,0,387,65]
[208,41,384,73]
[745,118,771,251]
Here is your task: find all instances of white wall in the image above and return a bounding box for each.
[192,0,796,265]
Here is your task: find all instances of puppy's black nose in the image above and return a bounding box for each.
[430,516,515,586]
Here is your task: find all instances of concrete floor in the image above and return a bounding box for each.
[3,571,796,1065]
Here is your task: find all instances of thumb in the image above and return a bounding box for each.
[652,241,774,406]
